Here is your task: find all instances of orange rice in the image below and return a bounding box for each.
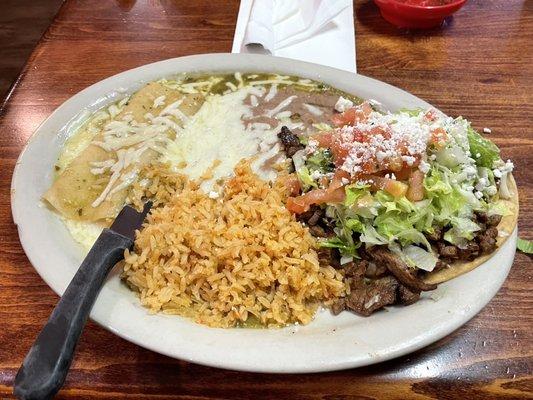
[123,161,345,328]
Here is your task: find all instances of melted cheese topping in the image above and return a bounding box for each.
[161,87,281,191]
[56,110,112,172]
[62,218,106,250]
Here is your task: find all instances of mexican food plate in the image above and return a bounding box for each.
[11,54,518,372]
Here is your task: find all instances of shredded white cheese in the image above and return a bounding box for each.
[275,110,292,120]
[152,95,166,108]
[248,86,266,97]
[249,122,272,130]
[87,97,191,207]
[303,103,323,116]
[266,95,297,117]
[226,81,237,91]
[160,99,188,123]
[264,84,278,102]
[234,72,244,88]
[250,95,258,107]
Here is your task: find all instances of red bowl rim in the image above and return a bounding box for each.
[382,0,467,10]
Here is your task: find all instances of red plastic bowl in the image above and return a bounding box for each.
[373,0,468,29]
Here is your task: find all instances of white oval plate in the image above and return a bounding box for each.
[12,54,517,373]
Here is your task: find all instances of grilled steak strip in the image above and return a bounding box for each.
[277,126,304,158]
[397,285,421,305]
[364,262,388,279]
[345,276,399,317]
[475,211,503,227]
[478,226,498,253]
[371,247,437,292]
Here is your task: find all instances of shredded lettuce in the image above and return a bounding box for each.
[312,122,332,132]
[374,211,412,240]
[424,166,473,221]
[396,229,432,250]
[324,207,361,257]
[422,166,484,244]
[319,236,359,257]
[298,135,309,145]
[306,148,334,173]
[424,167,453,196]
[296,166,317,191]
[444,217,481,244]
[440,189,471,219]
[344,183,370,207]
[398,108,424,117]
[400,245,438,272]
[353,191,433,250]
[360,225,389,245]
[478,167,496,187]
[375,191,415,213]
[442,229,465,246]
[350,195,378,218]
[345,217,365,233]
[320,161,495,253]
[467,127,500,168]
[435,145,469,168]
[499,170,513,199]
[319,237,351,250]
[292,150,306,172]
[487,200,512,217]
[517,238,533,254]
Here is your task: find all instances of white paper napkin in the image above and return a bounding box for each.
[232,0,356,73]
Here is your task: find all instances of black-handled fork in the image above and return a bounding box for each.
[14,202,151,400]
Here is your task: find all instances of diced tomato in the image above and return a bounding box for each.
[424,110,438,122]
[368,125,391,140]
[301,101,434,201]
[384,180,408,198]
[315,128,392,169]
[331,111,352,127]
[369,176,408,198]
[329,170,351,191]
[330,142,351,167]
[360,160,379,174]
[430,127,447,148]
[318,176,329,188]
[331,102,373,127]
[284,174,301,196]
[313,131,334,148]
[312,132,351,167]
[393,166,413,181]
[386,156,404,172]
[406,170,425,202]
[286,186,346,214]
[286,196,309,214]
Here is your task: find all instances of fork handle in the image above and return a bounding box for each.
[13,229,132,400]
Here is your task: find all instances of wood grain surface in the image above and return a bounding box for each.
[0,0,63,100]
[0,0,531,398]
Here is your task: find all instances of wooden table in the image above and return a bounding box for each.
[0,0,531,398]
